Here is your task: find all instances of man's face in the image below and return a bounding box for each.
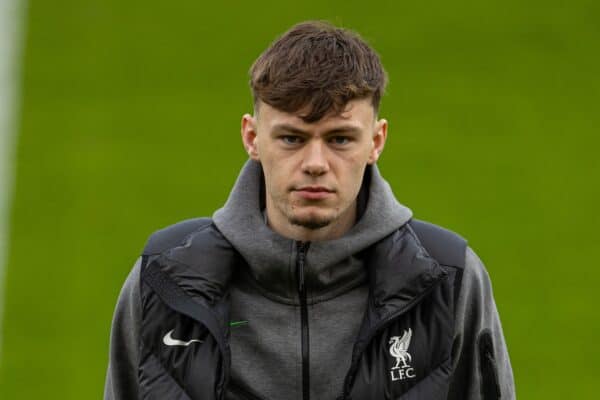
[241,98,387,240]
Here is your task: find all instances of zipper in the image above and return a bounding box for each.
[296,241,311,400]
[339,273,448,400]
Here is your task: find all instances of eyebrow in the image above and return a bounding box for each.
[271,123,362,135]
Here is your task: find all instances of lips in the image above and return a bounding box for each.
[293,186,334,200]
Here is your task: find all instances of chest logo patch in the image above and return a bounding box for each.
[389,328,416,381]
[163,329,203,347]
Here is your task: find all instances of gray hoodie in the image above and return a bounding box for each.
[104,160,515,399]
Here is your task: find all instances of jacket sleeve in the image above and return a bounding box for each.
[448,247,516,400]
[104,257,142,400]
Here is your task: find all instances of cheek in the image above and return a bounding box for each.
[336,159,368,199]
[263,165,290,201]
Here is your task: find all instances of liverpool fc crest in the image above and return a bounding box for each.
[388,329,416,381]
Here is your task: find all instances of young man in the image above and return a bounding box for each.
[104,21,515,400]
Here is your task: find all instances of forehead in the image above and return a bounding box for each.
[257,98,375,132]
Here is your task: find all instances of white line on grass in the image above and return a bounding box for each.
[0,0,27,365]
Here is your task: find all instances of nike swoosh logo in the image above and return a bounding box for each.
[162,329,203,346]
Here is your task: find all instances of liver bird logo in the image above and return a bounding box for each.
[389,329,412,369]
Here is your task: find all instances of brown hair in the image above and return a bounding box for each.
[249,21,388,123]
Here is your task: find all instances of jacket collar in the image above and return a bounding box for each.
[149,218,446,326]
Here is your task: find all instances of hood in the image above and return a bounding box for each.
[213,160,412,304]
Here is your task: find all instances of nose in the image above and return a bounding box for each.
[301,141,329,177]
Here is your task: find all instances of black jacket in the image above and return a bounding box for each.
[134,217,499,400]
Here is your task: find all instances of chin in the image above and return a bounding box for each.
[288,210,334,230]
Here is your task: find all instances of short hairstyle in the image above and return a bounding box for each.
[249,21,388,123]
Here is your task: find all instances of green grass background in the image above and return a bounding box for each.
[1,0,598,398]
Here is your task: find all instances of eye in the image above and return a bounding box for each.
[329,136,351,145]
[280,135,303,145]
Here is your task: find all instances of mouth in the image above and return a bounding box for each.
[293,186,335,200]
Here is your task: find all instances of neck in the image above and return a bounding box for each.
[265,201,357,242]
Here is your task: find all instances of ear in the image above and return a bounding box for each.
[367,118,388,164]
[241,113,259,160]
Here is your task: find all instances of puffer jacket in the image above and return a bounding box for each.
[135,218,477,399]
